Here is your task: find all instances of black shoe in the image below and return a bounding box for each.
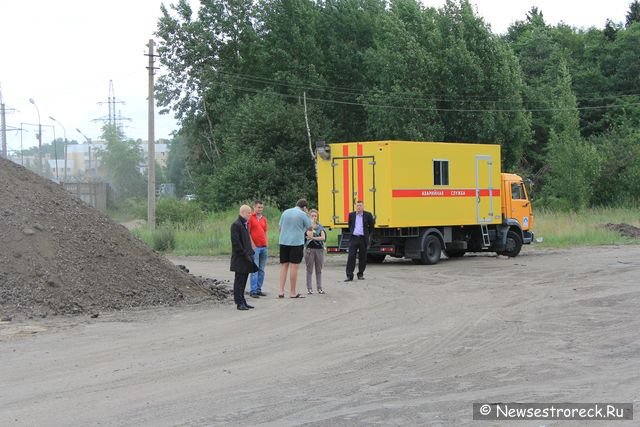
[344,277,353,282]
[237,304,249,311]
[357,273,364,280]
[244,303,255,309]
[257,291,267,297]
[249,292,260,298]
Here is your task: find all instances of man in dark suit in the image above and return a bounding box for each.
[345,200,375,281]
[230,204,259,310]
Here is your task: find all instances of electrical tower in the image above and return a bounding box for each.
[0,84,18,159]
[94,80,131,131]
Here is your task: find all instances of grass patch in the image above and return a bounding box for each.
[132,203,287,256]
[534,207,640,247]
[151,226,176,252]
[128,205,640,255]
[106,198,147,222]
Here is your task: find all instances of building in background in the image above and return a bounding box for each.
[139,142,168,175]
[8,140,169,182]
[6,140,171,211]
[66,142,106,179]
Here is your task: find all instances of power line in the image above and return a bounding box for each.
[213,69,640,105]
[210,80,640,113]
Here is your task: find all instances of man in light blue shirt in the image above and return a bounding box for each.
[278,199,312,298]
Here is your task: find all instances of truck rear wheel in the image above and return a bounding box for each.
[367,254,386,263]
[414,234,442,265]
[499,230,522,257]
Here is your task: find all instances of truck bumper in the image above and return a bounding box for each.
[523,230,534,244]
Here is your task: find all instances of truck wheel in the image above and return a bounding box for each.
[444,249,466,258]
[420,234,442,265]
[499,230,522,257]
[367,254,386,264]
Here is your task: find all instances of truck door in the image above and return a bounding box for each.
[331,152,376,225]
[475,155,494,223]
[508,180,534,231]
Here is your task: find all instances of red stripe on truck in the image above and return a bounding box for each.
[357,143,363,202]
[343,145,350,222]
[392,188,501,197]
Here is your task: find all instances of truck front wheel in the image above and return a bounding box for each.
[416,234,442,265]
[499,230,522,257]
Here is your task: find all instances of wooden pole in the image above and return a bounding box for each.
[147,39,156,230]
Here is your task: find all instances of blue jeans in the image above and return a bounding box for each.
[250,246,268,293]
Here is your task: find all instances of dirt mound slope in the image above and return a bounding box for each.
[0,158,230,320]
[603,223,640,239]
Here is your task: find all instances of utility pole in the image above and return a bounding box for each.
[1,96,6,159]
[76,128,91,175]
[146,39,157,230]
[76,128,94,207]
[49,115,67,181]
[29,98,43,174]
[19,125,24,165]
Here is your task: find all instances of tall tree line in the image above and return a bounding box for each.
[156,0,640,210]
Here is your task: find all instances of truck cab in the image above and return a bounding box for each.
[500,173,535,251]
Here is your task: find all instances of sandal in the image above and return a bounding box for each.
[318,289,325,294]
[278,294,285,299]
[290,293,305,298]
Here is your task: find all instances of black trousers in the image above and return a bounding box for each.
[233,272,249,305]
[346,235,367,278]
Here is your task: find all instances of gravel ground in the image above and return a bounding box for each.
[0,158,230,321]
[1,247,639,426]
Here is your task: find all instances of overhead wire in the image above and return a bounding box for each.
[214,69,640,105]
[211,78,640,113]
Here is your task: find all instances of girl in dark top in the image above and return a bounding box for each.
[304,209,326,294]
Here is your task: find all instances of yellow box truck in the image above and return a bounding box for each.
[316,140,534,264]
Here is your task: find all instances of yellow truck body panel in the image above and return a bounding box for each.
[317,140,502,229]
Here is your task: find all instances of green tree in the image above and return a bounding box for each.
[166,134,195,197]
[360,0,443,141]
[433,0,532,169]
[590,124,640,206]
[626,0,640,27]
[604,19,620,41]
[99,125,146,199]
[155,0,535,208]
[357,0,532,170]
[539,61,599,210]
[505,9,600,181]
[201,92,317,209]
[156,0,264,205]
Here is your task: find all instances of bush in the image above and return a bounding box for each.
[152,226,176,252]
[106,198,147,222]
[155,197,205,226]
[535,195,574,212]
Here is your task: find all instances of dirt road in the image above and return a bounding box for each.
[1,246,639,426]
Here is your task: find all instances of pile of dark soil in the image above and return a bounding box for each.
[0,158,230,320]
[603,223,640,239]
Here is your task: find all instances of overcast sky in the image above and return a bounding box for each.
[0,0,633,154]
